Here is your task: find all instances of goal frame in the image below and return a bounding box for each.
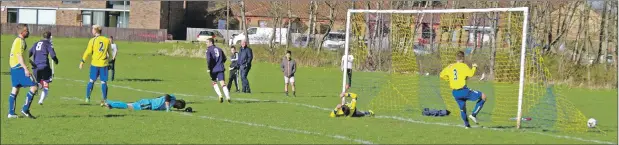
[342,7,530,129]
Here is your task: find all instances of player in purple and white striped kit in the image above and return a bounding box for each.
[28,31,59,105]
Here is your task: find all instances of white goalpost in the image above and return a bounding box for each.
[342,7,530,129]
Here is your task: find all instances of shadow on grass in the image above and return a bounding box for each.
[234,100,278,104]
[257,92,283,94]
[116,78,163,82]
[2,72,10,76]
[309,95,327,98]
[45,114,146,118]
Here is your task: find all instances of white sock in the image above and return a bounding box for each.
[222,85,230,100]
[213,84,222,98]
[38,88,48,104]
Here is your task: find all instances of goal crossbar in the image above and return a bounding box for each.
[342,7,530,129]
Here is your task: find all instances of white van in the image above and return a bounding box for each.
[322,32,346,51]
[229,27,288,45]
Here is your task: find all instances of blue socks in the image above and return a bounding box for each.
[8,93,16,115]
[456,99,470,127]
[86,81,94,99]
[21,91,35,112]
[102,82,108,100]
[472,99,486,117]
[106,100,128,109]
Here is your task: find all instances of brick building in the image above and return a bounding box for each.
[0,1,212,40]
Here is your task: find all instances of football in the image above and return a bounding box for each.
[587,118,597,128]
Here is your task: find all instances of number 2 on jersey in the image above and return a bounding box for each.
[98,42,104,52]
[453,69,458,80]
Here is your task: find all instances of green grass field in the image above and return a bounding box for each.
[1,35,616,144]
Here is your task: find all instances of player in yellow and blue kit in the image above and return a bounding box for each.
[439,51,488,128]
[330,92,374,117]
[79,25,112,105]
[104,94,186,112]
[7,24,38,119]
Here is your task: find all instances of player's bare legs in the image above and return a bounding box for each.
[284,82,289,96]
[291,81,296,97]
[219,80,231,103]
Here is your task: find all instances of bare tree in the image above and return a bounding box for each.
[226,0,230,45]
[489,1,499,80]
[573,3,585,63]
[318,1,338,52]
[595,0,609,64]
[305,1,315,48]
[268,1,282,49]
[241,0,249,44]
[286,0,292,50]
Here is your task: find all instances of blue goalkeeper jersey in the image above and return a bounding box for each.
[149,95,176,111]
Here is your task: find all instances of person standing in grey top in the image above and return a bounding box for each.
[281,50,296,97]
[227,46,240,93]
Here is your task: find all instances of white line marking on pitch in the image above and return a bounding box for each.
[56,77,615,144]
[178,113,374,144]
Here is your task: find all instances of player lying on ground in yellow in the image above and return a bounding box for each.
[439,51,488,128]
[330,92,374,117]
[103,94,186,112]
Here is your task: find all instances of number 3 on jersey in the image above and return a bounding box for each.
[453,69,458,80]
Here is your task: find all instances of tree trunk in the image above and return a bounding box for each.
[429,1,435,52]
[595,0,608,64]
[269,1,279,49]
[550,2,579,47]
[489,1,499,80]
[573,4,585,63]
[312,1,319,49]
[241,0,249,45]
[286,0,292,50]
[318,1,337,53]
[226,0,230,46]
[305,1,315,48]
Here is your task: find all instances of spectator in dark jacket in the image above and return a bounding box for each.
[238,40,253,93]
[281,50,296,97]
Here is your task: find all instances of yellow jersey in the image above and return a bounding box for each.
[9,37,27,68]
[82,36,111,67]
[330,93,358,117]
[440,62,476,90]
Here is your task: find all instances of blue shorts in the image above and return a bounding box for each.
[89,65,109,82]
[131,99,152,111]
[10,67,36,87]
[452,86,483,102]
[210,71,225,81]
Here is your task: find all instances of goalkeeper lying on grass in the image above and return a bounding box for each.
[330,92,374,117]
[103,94,187,112]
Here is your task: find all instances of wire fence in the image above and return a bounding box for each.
[1,23,168,42]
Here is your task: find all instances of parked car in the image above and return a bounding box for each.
[197,30,225,43]
[229,27,289,45]
[322,32,346,50]
[293,36,316,48]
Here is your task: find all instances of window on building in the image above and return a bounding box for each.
[82,10,92,26]
[7,9,18,23]
[18,9,37,24]
[12,9,56,25]
[62,0,81,4]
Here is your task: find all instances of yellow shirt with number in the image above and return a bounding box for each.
[440,62,476,90]
[82,36,111,67]
[9,37,27,68]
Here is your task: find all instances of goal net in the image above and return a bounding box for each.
[342,7,592,132]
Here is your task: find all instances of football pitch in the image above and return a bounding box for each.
[1,35,616,144]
